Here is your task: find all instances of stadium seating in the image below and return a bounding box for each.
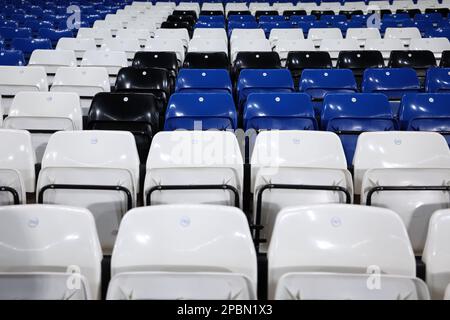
[425,67,450,92]
[56,38,97,60]
[175,69,232,94]
[233,52,281,78]
[388,50,437,80]
[183,52,229,69]
[336,50,384,85]
[28,49,77,84]
[0,50,25,66]
[286,51,332,87]
[132,51,178,79]
[81,50,128,85]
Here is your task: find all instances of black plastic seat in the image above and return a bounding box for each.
[388,50,437,81]
[425,8,449,17]
[396,8,421,17]
[232,52,281,80]
[114,67,172,120]
[282,10,306,17]
[183,52,229,69]
[167,15,196,26]
[286,51,332,88]
[172,10,198,20]
[368,9,392,17]
[310,10,335,18]
[161,21,193,36]
[132,51,178,80]
[227,10,252,17]
[440,50,450,67]
[337,51,384,86]
[339,10,364,18]
[255,10,279,19]
[87,92,159,163]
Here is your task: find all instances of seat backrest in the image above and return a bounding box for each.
[233,51,281,76]
[175,69,232,94]
[307,27,342,45]
[364,38,405,58]
[28,49,77,74]
[192,27,227,42]
[361,68,420,98]
[51,67,110,97]
[336,50,385,70]
[0,204,102,299]
[145,38,185,65]
[187,38,228,54]
[230,38,272,62]
[0,50,25,66]
[425,67,450,93]
[154,28,190,47]
[286,51,333,71]
[345,27,381,45]
[410,37,450,57]
[116,28,153,43]
[132,51,178,76]
[384,27,421,44]
[275,39,316,61]
[101,38,141,59]
[183,52,229,69]
[388,50,437,69]
[269,28,304,47]
[56,38,97,59]
[441,50,450,67]
[81,50,128,75]
[268,204,416,299]
[319,38,361,58]
[76,27,112,42]
[299,69,358,99]
[230,28,266,44]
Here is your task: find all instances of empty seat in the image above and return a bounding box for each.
[0,50,25,66]
[440,50,450,67]
[362,68,421,115]
[11,38,52,60]
[132,51,178,79]
[37,131,140,253]
[183,52,229,70]
[56,38,97,59]
[187,38,228,55]
[76,27,112,46]
[230,38,272,63]
[384,27,422,46]
[365,38,405,61]
[322,93,397,166]
[336,51,384,85]
[286,51,332,88]
[0,130,35,205]
[38,28,73,48]
[51,67,110,115]
[409,37,450,60]
[116,28,153,47]
[0,204,102,299]
[274,39,316,63]
[87,92,159,163]
[154,28,190,49]
[425,67,450,93]
[232,52,281,79]
[268,204,429,300]
[251,131,353,252]
[28,49,77,84]
[237,69,294,111]
[175,69,232,94]
[107,204,256,300]
[229,28,266,46]
[269,28,304,48]
[354,131,450,254]
[101,38,141,60]
[81,50,128,85]
[388,50,437,81]
[346,27,381,47]
[423,209,450,299]
[0,66,48,115]
[307,28,342,47]
[143,131,243,207]
[164,93,237,130]
[145,38,185,66]
[4,92,82,162]
[243,92,317,131]
[192,28,228,43]
[319,38,361,61]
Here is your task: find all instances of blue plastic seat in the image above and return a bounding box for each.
[0,20,18,29]
[322,93,397,166]
[38,28,73,47]
[399,93,450,145]
[425,27,450,41]
[237,69,295,111]
[299,69,358,115]
[0,27,32,44]
[289,15,317,24]
[362,68,421,115]
[228,21,259,37]
[0,50,25,66]
[259,21,292,36]
[383,13,411,20]
[164,93,238,131]
[415,13,443,25]
[194,21,226,28]
[243,92,317,131]
[259,15,286,23]
[228,15,256,23]
[321,14,347,24]
[23,20,53,33]
[198,15,225,23]
[11,37,52,60]
[295,21,328,35]
[425,67,450,93]
[175,69,232,94]
[380,19,415,32]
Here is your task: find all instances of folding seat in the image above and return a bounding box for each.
[132,51,178,79]
[274,39,316,65]
[80,50,128,86]
[336,50,384,86]
[56,38,97,60]
[107,204,256,300]
[230,38,272,63]
[9,38,51,61]
[187,38,228,56]
[299,69,358,115]
[86,92,159,163]
[0,21,18,29]
[0,66,48,116]
[251,131,354,252]
[339,10,364,18]
[229,28,266,46]
[143,131,243,206]
[225,3,249,16]
[388,50,437,81]
[0,130,35,205]
[311,10,336,18]
[409,37,450,61]
[93,20,123,37]
[99,38,140,62]
[345,27,381,47]
[321,14,348,25]
[232,52,281,79]
[322,93,397,166]
[354,131,450,254]
[0,204,102,299]
[227,12,254,20]
[268,28,304,48]
[174,7,200,20]
[249,3,271,15]
[0,50,25,66]
[268,204,430,300]
[154,28,190,50]
[38,28,73,48]
[0,27,32,47]
[243,92,317,132]
[116,28,153,47]
[384,27,421,47]
[201,2,224,13]
[289,15,317,25]
[364,38,407,61]
[76,27,112,46]
[362,68,421,115]
[175,69,232,94]
[259,15,286,23]
[37,130,140,253]
[236,69,294,111]
[423,209,450,300]
[307,28,342,47]
[145,38,185,66]
[51,67,110,115]
[319,39,361,63]
[425,67,450,93]
[183,52,229,69]
[425,7,449,17]
[286,51,333,88]
[192,28,228,44]
[28,49,77,84]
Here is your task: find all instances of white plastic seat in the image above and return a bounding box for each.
[37,131,140,254]
[231,38,272,63]
[81,50,128,84]
[202,2,224,12]
[51,67,110,115]
[269,29,304,49]
[116,28,152,47]
[28,49,77,84]
[364,38,405,60]
[409,37,450,60]
[275,39,316,65]
[176,2,201,16]
[93,20,123,37]
[423,209,450,299]
[230,29,266,47]
[298,2,318,14]
[104,14,127,29]
[56,38,97,60]
[319,38,361,61]
[145,38,185,66]
[0,130,35,205]
[154,28,190,49]
[225,3,248,15]
[346,28,381,48]
[0,66,48,115]
[144,131,243,207]
[193,28,228,44]
[354,132,450,255]
[341,1,366,12]
[4,92,82,162]
[0,204,102,299]
[307,28,343,47]
[251,131,353,252]
[107,204,257,300]
[101,38,141,61]
[384,27,421,47]
[76,28,112,46]
[318,2,342,14]
[268,204,429,300]
[188,38,228,55]
[249,3,272,15]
